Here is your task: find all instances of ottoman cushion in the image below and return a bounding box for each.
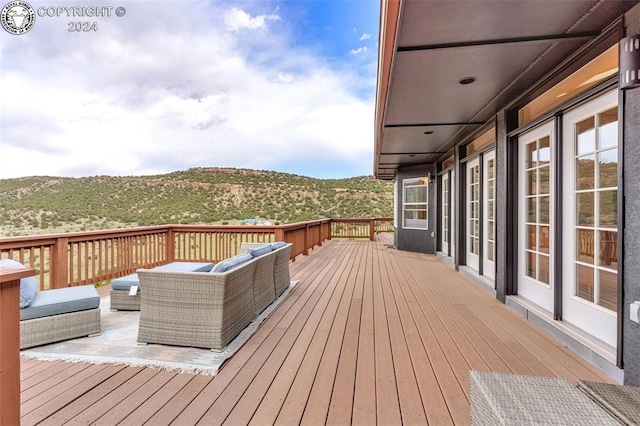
[20,284,100,321]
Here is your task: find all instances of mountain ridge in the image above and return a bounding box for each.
[0,167,393,237]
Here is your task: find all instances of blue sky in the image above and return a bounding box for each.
[0,0,380,179]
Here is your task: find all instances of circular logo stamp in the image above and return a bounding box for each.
[1,1,35,35]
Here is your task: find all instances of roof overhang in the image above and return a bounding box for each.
[374,0,639,180]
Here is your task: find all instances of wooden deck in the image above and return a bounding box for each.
[20,235,614,425]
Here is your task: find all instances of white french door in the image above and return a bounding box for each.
[466,159,480,270]
[483,150,496,280]
[518,121,554,312]
[451,170,456,259]
[441,172,450,255]
[562,89,618,348]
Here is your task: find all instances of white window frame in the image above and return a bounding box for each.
[394,180,398,228]
[403,177,429,230]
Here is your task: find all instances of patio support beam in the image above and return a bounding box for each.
[397,31,600,52]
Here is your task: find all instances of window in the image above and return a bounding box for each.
[519,45,618,125]
[466,127,495,156]
[403,177,428,229]
[442,155,454,171]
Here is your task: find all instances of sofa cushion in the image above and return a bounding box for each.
[20,284,100,321]
[211,253,253,273]
[271,241,287,250]
[154,261,214,273]
[0,258,38,308]
[248,244,273,258]
[111,262,215,290]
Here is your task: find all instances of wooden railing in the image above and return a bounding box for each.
[0,218,392,290]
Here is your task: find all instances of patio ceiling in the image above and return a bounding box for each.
[374,0,639,180]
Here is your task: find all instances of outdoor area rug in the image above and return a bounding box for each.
[20,281,298,376]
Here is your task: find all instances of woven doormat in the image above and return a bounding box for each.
[21,282,297,376]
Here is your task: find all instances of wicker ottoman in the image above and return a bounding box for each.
[20,284,101,349]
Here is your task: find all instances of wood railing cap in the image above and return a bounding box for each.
[0,267,36,284]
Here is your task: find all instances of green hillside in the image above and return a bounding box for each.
[0,168,393,237]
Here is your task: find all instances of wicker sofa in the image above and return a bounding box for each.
[136,255,258,350]
[136,242,293,350]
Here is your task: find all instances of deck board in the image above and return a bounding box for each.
[20,236,618,425]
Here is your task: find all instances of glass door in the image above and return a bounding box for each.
[483,150,496,280]
[451,170,456,260]
[518,121,554,312]
[441,172,450,255]
[562,89,618,348]
[466,159,480,270]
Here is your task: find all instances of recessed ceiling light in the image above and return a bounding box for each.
[423,131,434,135]
[408,154,416,157]
[458,77,477,85]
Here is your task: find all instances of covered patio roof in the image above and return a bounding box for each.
[374,0,638,179]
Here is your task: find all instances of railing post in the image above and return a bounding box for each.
[327,220,332,241]
[370,219,376,241]
[50,236,69,288]
[275,227,285,242]
[304,224,309,256]
[166,228,175,263]
[0,267,35,425]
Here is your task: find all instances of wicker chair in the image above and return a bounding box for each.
[136,258,257,351]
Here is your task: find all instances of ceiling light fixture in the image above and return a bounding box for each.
[458,76,477,85]
[423,130,434,135]
[408,154,416,157]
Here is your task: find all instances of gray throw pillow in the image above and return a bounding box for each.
[211,252,253,273]
[248,244,273,258]
[271,241,287,250]
[0,258,38,308]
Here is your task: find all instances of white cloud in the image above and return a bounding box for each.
[277,72,295,83]
[359,33,371,41]
[223,7,280,32]
[349,46,368,55]
[0,1,376,180]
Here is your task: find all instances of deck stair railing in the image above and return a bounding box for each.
[0,218,392,290]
